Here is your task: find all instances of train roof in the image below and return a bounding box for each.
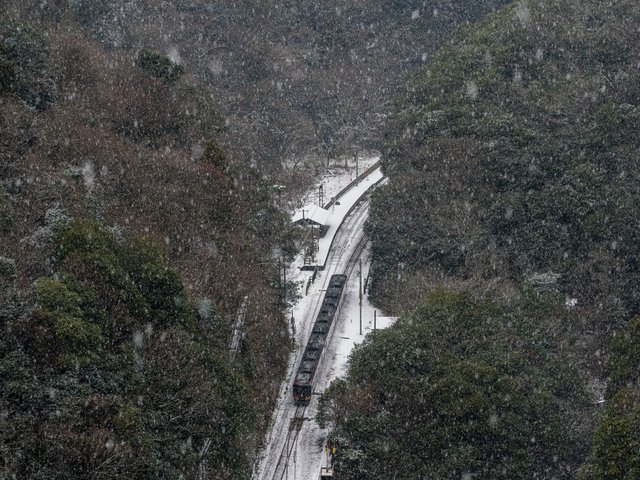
[309,333,325,347]
[295,371,312,384]
[303,346,320,361]
[313,322,329,334]
[323,298,338,308]
[298,359,317,373]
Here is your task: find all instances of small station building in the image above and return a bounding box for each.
[292,204,330,269]
[292,204,330,237]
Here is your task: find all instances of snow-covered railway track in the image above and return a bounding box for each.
[256,172,386,480]
[344,233,369,280]
[269,405,307,480]
[264,199,371,480]
[324,197,370,269]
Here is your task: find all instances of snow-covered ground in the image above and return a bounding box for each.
[293,158,384,269]
[313,168,383,269]
[254,157,396,480]
[296,155,380,209]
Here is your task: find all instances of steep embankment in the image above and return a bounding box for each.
[368,0,640,370]
[323,1,640,478]
[0,13,293,479]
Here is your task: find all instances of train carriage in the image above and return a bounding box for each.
[293,274,347,405]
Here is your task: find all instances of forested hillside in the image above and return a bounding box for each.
[322,0,640,478]
[0,0,514,476]
[0,1,524,473]
[368,0,640,370]
[8,0,634,477]
[319,291,589,479]
[1,221,257,477]
[0,10,293,478]
[2,0,510,184]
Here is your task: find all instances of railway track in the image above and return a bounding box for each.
[267,200,371,480]
[258,179,386,480]
[344,234,369,279]
[325,197,370,269]
[270,406,307,480]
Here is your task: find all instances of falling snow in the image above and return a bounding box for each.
[1,0,636,478]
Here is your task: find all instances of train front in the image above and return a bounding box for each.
[293,372,312,405]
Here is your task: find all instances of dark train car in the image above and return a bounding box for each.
[293,274,347,405]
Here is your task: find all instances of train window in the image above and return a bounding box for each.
[294,372,312,384]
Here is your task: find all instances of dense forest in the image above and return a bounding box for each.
[2,0,510,182]
[0,0,512,478]
[3,0,639,478]
[0,9,294,477]
[319,0,640,478]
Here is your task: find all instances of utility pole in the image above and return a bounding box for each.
[359,259,362,336]
[290,312,295,336]
[282,253,287,302]
[311,225,315,263]
[374,310,377,332]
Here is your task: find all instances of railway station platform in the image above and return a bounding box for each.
[296,164,384,271]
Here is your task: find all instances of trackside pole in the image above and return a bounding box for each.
[359,259,362,336]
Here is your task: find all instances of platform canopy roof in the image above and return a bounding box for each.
[292,204,330,226]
